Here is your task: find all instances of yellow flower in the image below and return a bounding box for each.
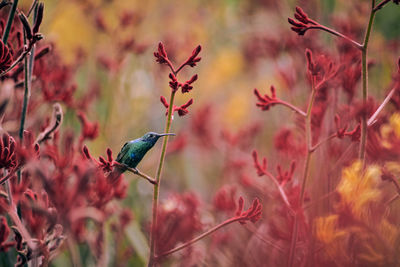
[389,112,400,139]
[380,112,400,149]
[337,161,381,219]
[315,215,349,263]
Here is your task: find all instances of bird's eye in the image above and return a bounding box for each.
[148,134,153,138]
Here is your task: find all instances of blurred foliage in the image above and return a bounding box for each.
[8,0,400,265]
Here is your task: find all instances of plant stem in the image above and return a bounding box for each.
[148,90,176,266]
[278,101,307,117]
[367,87,396,126]
[359,0,377,162]
[2,0,18,44]
[66,237,82,267]
[9,208,34,247]
[288,78,317,267]
[264,171,292,211]
[156,217,241,259]
[18,17,36,181]
[310,133,337,152]
[307,25,363,50]
[113,162,157,184]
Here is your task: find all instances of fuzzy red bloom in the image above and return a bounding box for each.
[155,193,203,254]
[335,114,348,139]
[98,148,114,173]
[252,150,267,176]
[168,73,179,92]
[0,217,15,252]
[0,40,12,72]
[288,7,316,36]
[181,74,198,93]
[154,42,169,65]
[182,45,202,68]
[0,134,17,170]
[16,131,40,166]
[235,197,262,224]
[160,96,194,117]
[176,99,194,116]
[213,185,237,213]
[77,112,99,141]
[276,161,296,185]
[274,128,304,156]
[345,123,361,142]
[254,86,278,111]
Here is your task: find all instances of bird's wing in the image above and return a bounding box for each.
[116,142,129,163]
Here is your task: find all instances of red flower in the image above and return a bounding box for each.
[154,42,169,65]
[0,40,12,72]
[181,75,198,93]
[155,193,203,254]
[77,112,99,141]
[288,7,317,36]
[0,134,17,170]
[235,197,262,224]
[254,86,278,111]
[213,185,237,213]
[0,217,15,252]
[160,96,194,117]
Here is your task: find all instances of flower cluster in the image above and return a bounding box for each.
[235,197,262,224]
[155,42,201,117]
[288,7,317,36]
[0,40,12,72]
[160,96,193,117]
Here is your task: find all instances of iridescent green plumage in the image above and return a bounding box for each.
[116,132,175,169]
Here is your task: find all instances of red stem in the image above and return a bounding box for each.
[156,217,242,259]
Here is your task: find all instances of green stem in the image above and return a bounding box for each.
[18,4,37,182]
[288,79,317,267]
[19,49,31,139]
[2,0,19,44]
[148,90,176,266]
[359,0,376,162]
[17,39,31,183]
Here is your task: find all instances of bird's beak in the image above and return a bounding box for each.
[158,133,176,137]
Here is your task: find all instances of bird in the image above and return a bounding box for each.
[108,132,175,183]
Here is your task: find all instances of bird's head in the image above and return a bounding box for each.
[141,132,175,144]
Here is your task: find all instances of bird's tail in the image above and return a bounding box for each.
[107,165,126,184]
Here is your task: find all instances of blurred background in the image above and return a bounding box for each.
[10,0,400,265]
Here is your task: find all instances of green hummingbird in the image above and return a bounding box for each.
[108,132,175,183]
[115,132,175,168]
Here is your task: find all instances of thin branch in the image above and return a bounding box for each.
[306,25,363,50]
[373,0,391,11]
[156,217,241,259]
[264,171,293,212]
[386,194,399,206]
[113,162,157,185]
[8,208,35,250]
[288,76,317,267]
[27,0,38,17]
[2,0,19,44]
[149,90,177,266]
[278,101,307,117]
[245,224,285,253]
[0,165,21,185]
[0,42,34,78]
[359,0,377,162]
[35,103,63,144]
[310,133,337,152]
[367,87,396,126]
